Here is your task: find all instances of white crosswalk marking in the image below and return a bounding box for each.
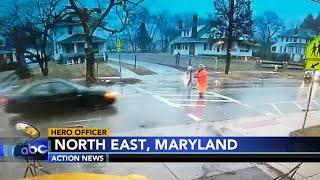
[129,84,241,108]
[187,114,203,121]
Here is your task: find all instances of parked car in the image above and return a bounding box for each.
[5,79,117,113]
[304,70,320,83]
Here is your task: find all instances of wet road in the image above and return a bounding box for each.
[0,61,314,179]
[0,61,318,137]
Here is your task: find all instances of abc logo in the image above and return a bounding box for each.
[20,144,48,155]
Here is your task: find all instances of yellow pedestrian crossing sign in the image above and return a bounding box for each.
[116,39,122,53]
[305,36,320,70]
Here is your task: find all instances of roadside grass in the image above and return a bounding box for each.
[290,125,320,136]
[18,61,120,85]
[198,59,304,80]
[191,58,257,71]
[0,70,15,81]
[110,61,156,75]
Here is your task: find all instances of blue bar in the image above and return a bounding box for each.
[49,136,320,153]
[48,153,108,162]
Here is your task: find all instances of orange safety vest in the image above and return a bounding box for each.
[194,69,208,93]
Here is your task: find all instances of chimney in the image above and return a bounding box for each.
[294,27,299,35]
[192,15,198,38]
[178,20,183,31]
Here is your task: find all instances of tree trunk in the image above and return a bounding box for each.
[85,35,96,83]
[41,31,49,76]
[164,37,168,52]
[225,0,234,75]
[13,27,31,79]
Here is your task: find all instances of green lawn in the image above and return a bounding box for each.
[110,61,156,75]
[0,70,15,81]
[191,58,257,71]
[18,61,119,85]
[193,58,304,80]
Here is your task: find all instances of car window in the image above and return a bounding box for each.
[25,83,52,96]
[50,82,76,94]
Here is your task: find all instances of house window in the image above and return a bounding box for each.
[209,44,213,50]
[280,46,283,53]
[296,48,301,54]
[240,46,249,52]
[77,43,85,53]
[93,43,99,53]
[281,37,284,42]
[68,26,73,35]
[294,38,297,42]
[217,46,220,52]
[184,45,188,50]
[284,47,287,53]
[271,46,276,52]
[204,43,207,50]
[65,43,74,53]
[55,44,58,54]
[177,44,181,50]
[286,37,289,42]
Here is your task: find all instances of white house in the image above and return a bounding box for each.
[271,28,316,62]
[171,16,253,57]
[52,13,109,63]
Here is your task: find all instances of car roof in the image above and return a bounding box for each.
[17,79,86,94]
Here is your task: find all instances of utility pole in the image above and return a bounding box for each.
[225,0,234,74]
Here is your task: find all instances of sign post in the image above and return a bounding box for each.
[116,39,123,74]
[301,36,320,131]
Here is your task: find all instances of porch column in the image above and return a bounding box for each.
[74,43,77,53]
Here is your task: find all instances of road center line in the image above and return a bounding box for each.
[294,102,304,110]
[62,117,106,124]
[187,114,203,121]
[152,95,181,108]
[271,104,283,115]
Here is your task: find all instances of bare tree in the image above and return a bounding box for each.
[255,11,284,52]
[9,0,62,77]
[121,9,148,68]
[152,11,179,52]
[211,0,253,74]
[67,0,144,83]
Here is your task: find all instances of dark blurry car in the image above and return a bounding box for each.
[304,71,313,82]
[5,79,117,113]
[304,70,320,83]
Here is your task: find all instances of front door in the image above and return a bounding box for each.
[189,43,195,55]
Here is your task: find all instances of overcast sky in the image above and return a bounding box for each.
[145,0,320,27]
[1,0,320,27]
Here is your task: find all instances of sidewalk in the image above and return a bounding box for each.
[110,111,320,179]
[206,112,320,180]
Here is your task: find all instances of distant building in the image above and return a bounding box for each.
[52,13,109,63]
[0,35,17,64]
[270,28,316,62]
[171,15,253,57]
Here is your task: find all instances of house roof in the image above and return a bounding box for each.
[171,37,207,43]
[286,43,307,48]
[279,28,316,38]
[172,24,211,44]
[59,34,107,44]
[172,24,254,46]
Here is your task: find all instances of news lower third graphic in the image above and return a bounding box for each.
[1,128,320,162]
